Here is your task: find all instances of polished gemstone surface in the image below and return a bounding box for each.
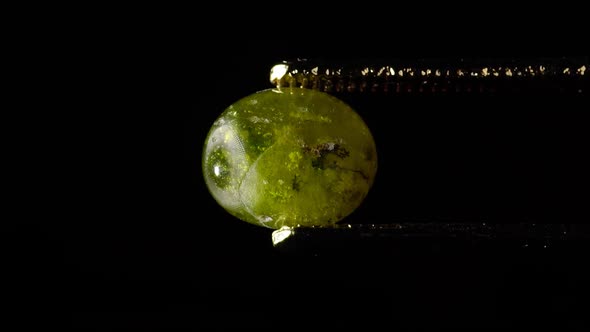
[203,88,377,229]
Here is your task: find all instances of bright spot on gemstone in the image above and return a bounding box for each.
[259,215,273,223]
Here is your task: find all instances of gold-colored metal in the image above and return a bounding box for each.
[269,58,589,93]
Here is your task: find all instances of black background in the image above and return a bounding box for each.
[18,41,590,329]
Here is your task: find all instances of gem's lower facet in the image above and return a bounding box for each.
[202,88,377,229]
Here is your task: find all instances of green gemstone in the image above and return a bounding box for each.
[202,88,378,229]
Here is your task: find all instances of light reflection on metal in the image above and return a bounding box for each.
[270,63,289,88]
[269,58,588,93]
[272,226,294,246]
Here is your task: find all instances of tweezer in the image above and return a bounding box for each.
[268,57,589,253]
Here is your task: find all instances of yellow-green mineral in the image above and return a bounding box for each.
[202,88,377,229]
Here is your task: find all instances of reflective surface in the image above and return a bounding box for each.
[272,223,590,254]
[271,57,588,94]
[203,88,378,229]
